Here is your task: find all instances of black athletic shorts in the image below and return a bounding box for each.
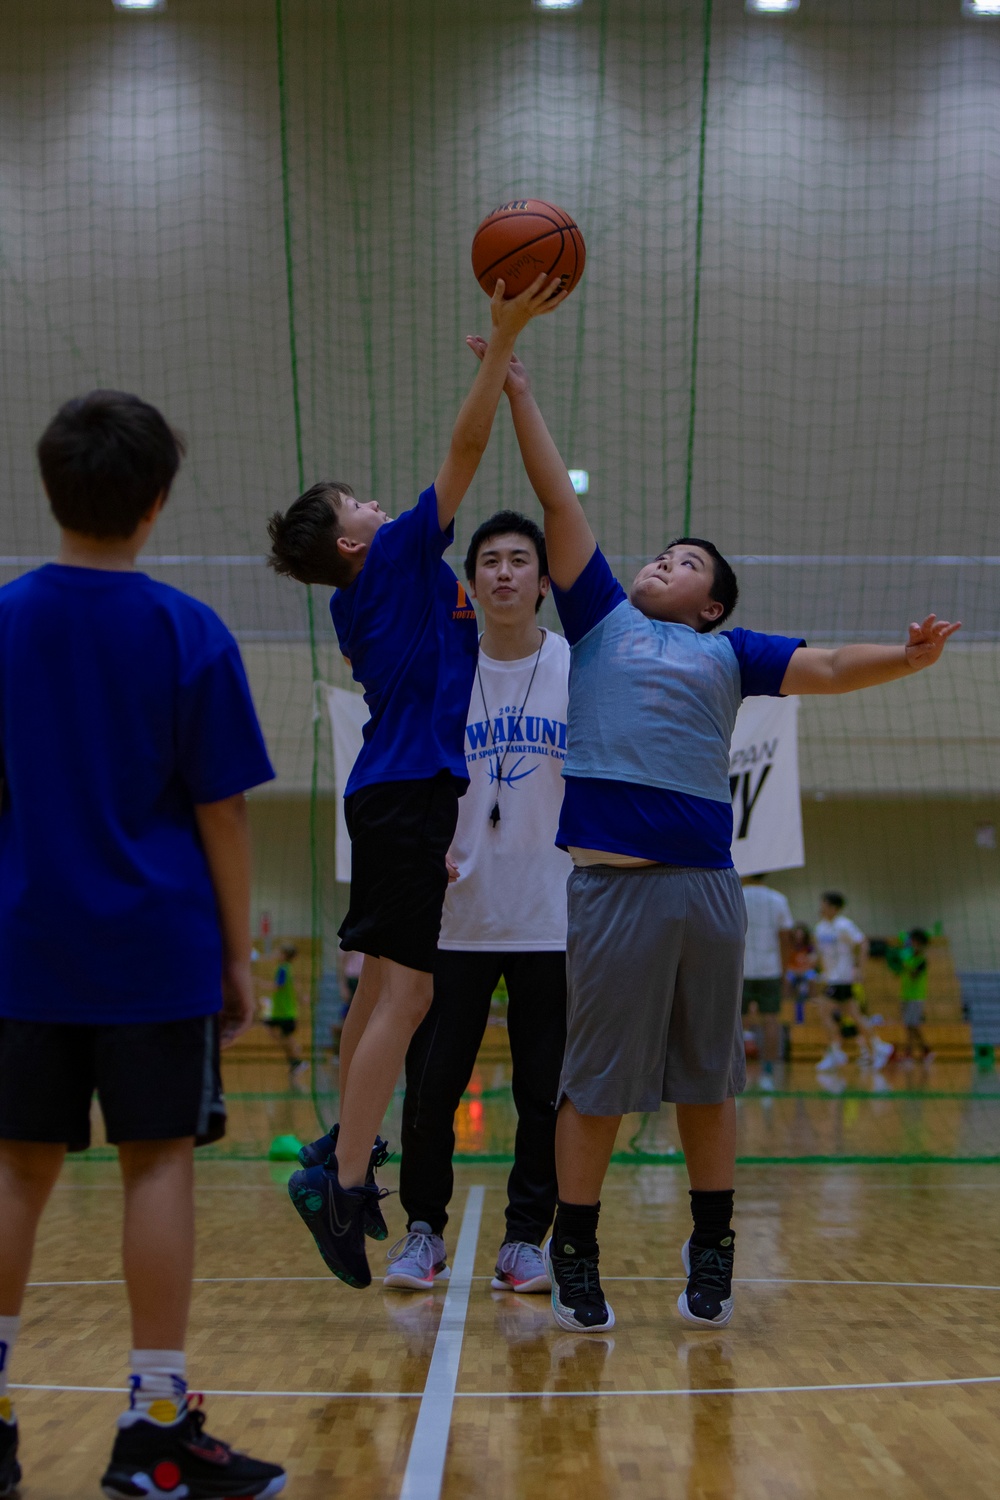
[825,984,855,1003]
[264,1017,297,1037]
[0,1015,225,1152]
[339,771,463,975]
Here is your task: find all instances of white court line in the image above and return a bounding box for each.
[26,1274,1000,1293]
[12,1374,1000,1402]
[398,1184,484,1500]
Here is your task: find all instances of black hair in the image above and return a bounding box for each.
[267,481,357,587]
[663,536,739,630]
[37,390,184,540]
[909,928,930,946]
[822,891,846,910]
[464,510,549,613]
[281,943,299,960]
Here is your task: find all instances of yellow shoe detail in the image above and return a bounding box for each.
[0,1396,12,1424]
[147,1398,179,1424]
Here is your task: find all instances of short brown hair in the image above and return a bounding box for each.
[267,481,356,587]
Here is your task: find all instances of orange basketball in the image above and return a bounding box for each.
[471,199,586,300]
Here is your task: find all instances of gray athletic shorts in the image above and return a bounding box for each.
[902,1000,925,1027]
[558,863,748,1114]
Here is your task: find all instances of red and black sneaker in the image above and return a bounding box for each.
[0,1409,20,1498]
[101,1398,285,1499]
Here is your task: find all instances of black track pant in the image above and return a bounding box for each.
[399,950,567,1244]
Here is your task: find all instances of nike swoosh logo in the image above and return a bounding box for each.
[327,1189,354,1236]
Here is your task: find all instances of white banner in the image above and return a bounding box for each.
[327,682,804,881]
[326,685,368,884]
[729,695,804,876]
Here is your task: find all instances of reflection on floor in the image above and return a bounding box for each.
[12,1156,1000,1499]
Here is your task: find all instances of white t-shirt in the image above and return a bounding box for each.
[438,630,572,952]
[742,884,794,980]
[815,914,865,985]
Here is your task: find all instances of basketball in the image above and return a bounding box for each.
[471,198,586,299]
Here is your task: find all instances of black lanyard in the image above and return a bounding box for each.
[477,631,545,827]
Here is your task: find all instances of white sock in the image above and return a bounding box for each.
[126,1349,187,1425]
[0,1315,20,1421]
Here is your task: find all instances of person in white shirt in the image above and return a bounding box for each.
[386,511,571,1295]
[814,891,892,1072]
[741,874,794,1090]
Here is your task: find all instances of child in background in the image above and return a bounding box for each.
[888,928,932,1063]
[0,392,282,1498]
[787,924,818,1024]
[262,944,306,1084]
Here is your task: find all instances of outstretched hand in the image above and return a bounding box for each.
[489,272,567,339]
[466,336,531,399]
[903,614,962,670]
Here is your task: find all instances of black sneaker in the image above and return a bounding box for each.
[543,1236,615,1333]
[0,1412,20,1498]
[297,1126,391,1241]
[677,1234,735,1327]
[287,1157,376,1288]
[101,1400,285,1499]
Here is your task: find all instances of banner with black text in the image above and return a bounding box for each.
[729,695,804,876]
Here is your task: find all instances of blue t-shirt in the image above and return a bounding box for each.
[330,485,479,797]
[553,547,803,867]
[0,565,275,1024]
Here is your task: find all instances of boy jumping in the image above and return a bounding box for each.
[473,343,960,1335]
[0,392,282,1497]
[266,274,565,1290]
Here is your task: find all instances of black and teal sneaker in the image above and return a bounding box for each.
[287,1157,377,1288]
[677,1234,735,1327]
[101,1399,285,1499]
[297,1125,391,1241]
[0,1408,20,1498]
[543,1236,615,1333]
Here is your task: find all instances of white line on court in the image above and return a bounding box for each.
[398,1184,484,1500]
[26,1274,1000,1293]
[12,1374,1000,1402]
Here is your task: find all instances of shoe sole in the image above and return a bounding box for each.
[384,1266,451,1291]
[678,1239,734,1328]
[103,1477,286,1500]
[287,1170,371,1289]
[542,1238,615,1333]
[490,1273,551,1294]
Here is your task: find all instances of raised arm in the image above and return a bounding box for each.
[781,615,961,696]
[465,342,595,589]
[435,275,566,530]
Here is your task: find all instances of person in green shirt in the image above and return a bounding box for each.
[262,944,306,1081]
[887,928,931,1063]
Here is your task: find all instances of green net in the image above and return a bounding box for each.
[2,0,999,1159]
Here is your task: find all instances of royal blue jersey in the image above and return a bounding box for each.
[330,486,479,797]
[0,565,275,1023]
[553,547,803,867]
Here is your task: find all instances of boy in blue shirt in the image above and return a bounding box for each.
[472,341,960,1336]
[266,273,565,1291]
[0,393,282,1496]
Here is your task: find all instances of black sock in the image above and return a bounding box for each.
[689,1189,734,1246]
[553,1199,600,1254]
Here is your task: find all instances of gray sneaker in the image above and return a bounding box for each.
[383,1222,450,1290]
[491,1240,551,1294]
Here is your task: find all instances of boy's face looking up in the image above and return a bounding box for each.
[468,532,549,623]
[335,494,390,558]
[630,545,725,631]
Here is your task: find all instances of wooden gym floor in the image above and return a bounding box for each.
[10,1061,1000,1498]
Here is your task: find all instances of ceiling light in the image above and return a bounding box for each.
[568,470,590,495]
[746,0,799,12]
[962,0,1000,15]
[113,0,165,11]
[532,0,582,11]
